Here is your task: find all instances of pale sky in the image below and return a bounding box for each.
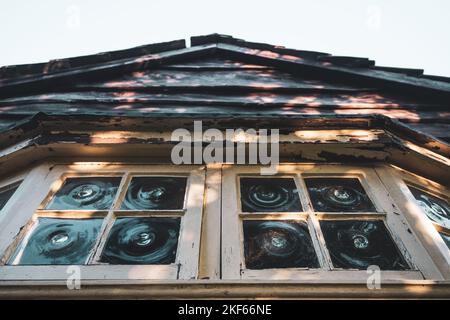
[1,0,449,76]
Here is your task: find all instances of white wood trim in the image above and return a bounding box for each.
[377,165,450,279]
[176,166,206,279]
[221,166,242,279]
[241,269,423,281]
[0,265,178,280]
[198,164,222,280]
[0,162,62,260]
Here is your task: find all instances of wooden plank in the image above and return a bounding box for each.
[216,43,450,99]
[2,92,446,110]
[0,103,447,122]
[0,44,218,98]
[198,164,222,280]
[163,57,270,70]
[0,280,449,299]
[0,265,178,280]
[241,269,423,281]
[221,166,242,279]
[177,167,206,279]
[72,69,371,91]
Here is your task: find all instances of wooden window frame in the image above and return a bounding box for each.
[0,161,447,284]
[375,165,450,279]
[222,164,442,281]
[0,162,205,281]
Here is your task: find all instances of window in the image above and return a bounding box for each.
[0,163,205,280]
[407,186,450,249]
[0,162,447,283]
[222,164,440,280]
[372,165,450,279]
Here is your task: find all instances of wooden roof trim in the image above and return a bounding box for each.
[214,43,450,98]
[0,112,448,158]
[1,34,450,98]
[0,39,186,80]
[0,44,217,98]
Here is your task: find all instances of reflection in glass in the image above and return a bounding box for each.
[408,186,450,229]
[243,220,319,269]
[46,177,121,210]
[121,177,187,210]
[100,217,180,264]
[305,178,375,212]
[320,220,409,270]
[240,178,301,212]
[0,182,20,210]
[9,218,102,265]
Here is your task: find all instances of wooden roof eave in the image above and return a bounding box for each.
[1,35,450,101]
[213,43,450,100]
[0,113,448,186]
[0,44,218,99]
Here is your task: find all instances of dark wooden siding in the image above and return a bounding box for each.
[0,57,448,141]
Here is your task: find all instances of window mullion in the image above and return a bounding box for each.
[87,172,131,264]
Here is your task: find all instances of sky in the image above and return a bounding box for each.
[1,0,449,76]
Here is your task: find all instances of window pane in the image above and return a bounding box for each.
[0,182,20,211]
[320,220,409,270]
[305,178,375,212]
[9,218,103,265]
[407,186,450,229]
[240,178,302,212]
[46,177,121,210]
[121,177,187,210]
[440,233,450,249]
[100,217,180,264]
[243,220,319,269]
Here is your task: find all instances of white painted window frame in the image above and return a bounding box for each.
[222,164,443,281]
[0,162,205,281]
[375,165,450,278]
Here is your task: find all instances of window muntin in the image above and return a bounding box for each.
[0,164,205,280]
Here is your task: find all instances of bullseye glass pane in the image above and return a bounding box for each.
[240,178,301,212]
[0,182,20,211]
[100,217,180,265]
[320,220,409,270]
[46,177,121,210]
[408,186,450,229]
[440,233,450,249]
[305,178,375,212]
[9,218,103,265]
[243,220,319,269]
[120,177,187,210]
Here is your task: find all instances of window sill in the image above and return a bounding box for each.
[0,279,449,299]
